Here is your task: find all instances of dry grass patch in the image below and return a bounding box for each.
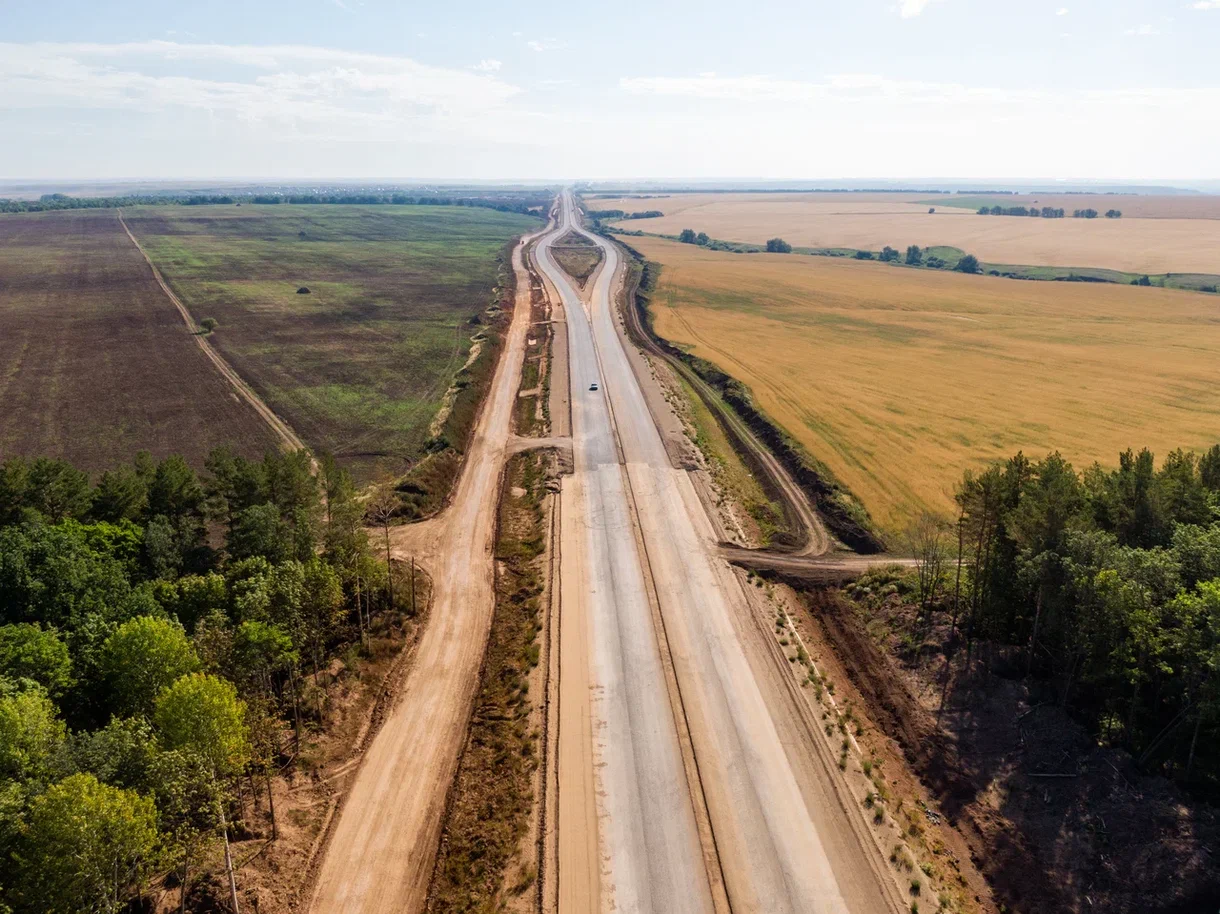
[601,192,1220,274]
[551,248,602,288]
[633,235,1220,534]
[549,231,603,288]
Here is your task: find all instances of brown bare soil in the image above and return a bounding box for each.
[785,575,1220,914]
[119,211,307,455]
[0,209,280,470]
[122,204,537,481]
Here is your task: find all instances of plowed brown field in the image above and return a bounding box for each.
[123,204,537,480]
[0,209,279,470]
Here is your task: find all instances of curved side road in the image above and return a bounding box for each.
[307,225,548,914]
[117,210,308,455]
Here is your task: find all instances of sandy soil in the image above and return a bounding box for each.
[307,222,548,914]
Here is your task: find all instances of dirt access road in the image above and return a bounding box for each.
[541,193,900,914]
[308,222,549,914]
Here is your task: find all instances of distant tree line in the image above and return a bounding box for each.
[577,186,952,195]
[0,447,399,912]
[978,205,1068,218]
[0,192,550,216]
[936,444,1220,788]
[975,205,1124,219]
[585,209,663,220]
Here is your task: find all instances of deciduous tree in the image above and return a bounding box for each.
[13,773,158,914]
[101,616,200,717]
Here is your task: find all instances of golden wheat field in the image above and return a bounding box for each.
[596,193,1220,274]
[632,235,1220,534]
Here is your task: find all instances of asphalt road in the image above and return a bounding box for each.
[539,194,896,914]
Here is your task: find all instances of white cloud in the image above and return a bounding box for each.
[473,59,502,72]
[526,38,563,52]
[1191,1,1220,8]
[611,72,1220,181]
[620,72,1040,104]
[619,71,1220,116]
[1125,23,1159,34]
[1056,7,1069,15]
[0,41,523,142]
[897,0,945,18]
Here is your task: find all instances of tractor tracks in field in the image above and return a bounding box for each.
[117,209,309,456]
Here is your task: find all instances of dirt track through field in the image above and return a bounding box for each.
[117,210,308,455]
[306,224,547,914]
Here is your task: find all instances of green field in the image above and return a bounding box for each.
[123,204,537,479]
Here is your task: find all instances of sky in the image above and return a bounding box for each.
[2,0,1219,182]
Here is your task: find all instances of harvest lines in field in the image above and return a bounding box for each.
[632,234,1220,532]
